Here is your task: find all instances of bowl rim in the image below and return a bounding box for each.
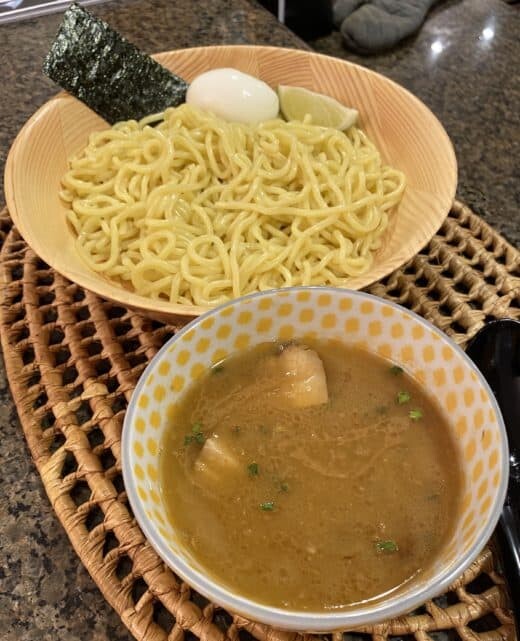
[4,44,457,321]
[121,287,508,631]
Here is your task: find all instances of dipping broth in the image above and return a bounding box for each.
[160,341,463,611]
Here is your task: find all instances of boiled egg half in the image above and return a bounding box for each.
[186,68,279,124]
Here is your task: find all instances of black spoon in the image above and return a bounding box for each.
[465,319,520,623]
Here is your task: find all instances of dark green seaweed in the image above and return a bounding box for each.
[43,3,188,124]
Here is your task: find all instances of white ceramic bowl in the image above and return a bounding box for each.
[122,287,508,631]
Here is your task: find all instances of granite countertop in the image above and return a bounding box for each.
[0,0,518,639]
[310,0,520,245]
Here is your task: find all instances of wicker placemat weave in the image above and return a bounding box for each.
[0,201,518,641]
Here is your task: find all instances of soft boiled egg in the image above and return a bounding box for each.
[186,68,279,125]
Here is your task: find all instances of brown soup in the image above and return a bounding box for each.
[160,340,463,610]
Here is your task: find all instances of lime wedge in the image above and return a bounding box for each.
[278,85,359,130]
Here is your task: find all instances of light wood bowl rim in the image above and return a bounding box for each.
[4,44,457,320]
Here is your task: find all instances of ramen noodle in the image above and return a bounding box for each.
[61,104,405,306]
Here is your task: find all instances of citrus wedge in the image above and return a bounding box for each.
[278,85,359,130]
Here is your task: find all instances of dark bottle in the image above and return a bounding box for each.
[258,0,333,41]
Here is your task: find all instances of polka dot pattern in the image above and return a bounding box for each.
[125,288,506,591]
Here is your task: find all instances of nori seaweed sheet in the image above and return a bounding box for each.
[43,2,188,124]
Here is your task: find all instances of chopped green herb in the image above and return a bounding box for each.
[390,365,404,375]
[212,364,225,374]
[248,462,259,477]
[260,501,275,511]
[184,422,205,445]
[409,409,423,421]
[375,540,399,553]
[397,391,411,404]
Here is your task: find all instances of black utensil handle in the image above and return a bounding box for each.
[465,319,520,623]
[497,506,520,613]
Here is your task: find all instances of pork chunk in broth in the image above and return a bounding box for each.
[267,343,329,408]
[160,340,462,611]
[192,344,328,490]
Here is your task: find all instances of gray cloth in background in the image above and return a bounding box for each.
[333,0,438,53]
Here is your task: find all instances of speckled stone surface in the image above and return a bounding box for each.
[0,0,518,639]
[310,0,520,245]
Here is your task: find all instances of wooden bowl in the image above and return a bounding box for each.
[4,45,457,322]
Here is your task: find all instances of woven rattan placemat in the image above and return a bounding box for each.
[0,201,518,641]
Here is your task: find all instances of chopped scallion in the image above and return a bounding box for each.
[397,391,411,404]
[184,422,205,445]
[260,501,275,511]
[375,540,399,553]
[248,462,259,477]
[390,365,404,375]
[409,409,423,421]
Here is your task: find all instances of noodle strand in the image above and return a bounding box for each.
[61,104,405,306]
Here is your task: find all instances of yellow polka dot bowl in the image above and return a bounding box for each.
[122,287,508,631]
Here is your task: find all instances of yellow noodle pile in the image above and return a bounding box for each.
[61,104,405,306]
